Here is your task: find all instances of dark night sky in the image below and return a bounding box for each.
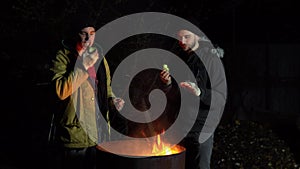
[2,0,299,85]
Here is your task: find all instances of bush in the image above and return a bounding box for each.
[212,120,300,169]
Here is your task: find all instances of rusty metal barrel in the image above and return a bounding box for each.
[96,140,186,169]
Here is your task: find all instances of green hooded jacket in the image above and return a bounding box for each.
[50,43,114,148]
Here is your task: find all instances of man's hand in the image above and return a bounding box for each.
[82,48,99,70]
[113,97,125,111]
[160,70,171,85]
[180,81,201,96]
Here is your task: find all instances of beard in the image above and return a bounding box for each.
[180,38,197,53]
[189,38,197,51]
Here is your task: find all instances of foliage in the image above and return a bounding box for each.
[212,120,300,169]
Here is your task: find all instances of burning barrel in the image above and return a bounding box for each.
[96,139,186,169]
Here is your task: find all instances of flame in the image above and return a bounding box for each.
[151,134,182,156]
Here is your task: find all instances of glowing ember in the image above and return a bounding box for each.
[151,134,182,156]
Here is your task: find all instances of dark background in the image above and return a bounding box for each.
[1,0,299,168]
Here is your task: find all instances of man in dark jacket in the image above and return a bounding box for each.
[174,29,227,169]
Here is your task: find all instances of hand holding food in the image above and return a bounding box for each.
[160,64,171,85]
[82,47,99,70]
[163,64,169,72]
[180,81,201,96]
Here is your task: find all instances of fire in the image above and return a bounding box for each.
[151,134,182,156]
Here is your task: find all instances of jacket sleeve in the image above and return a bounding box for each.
[50,49,89,100]
[103,57,115,98]
[196,48,227,107]
[200,51,227,134]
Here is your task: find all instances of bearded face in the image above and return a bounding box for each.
[177,30,199,52]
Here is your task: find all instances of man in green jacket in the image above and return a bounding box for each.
[49,17,124,169]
